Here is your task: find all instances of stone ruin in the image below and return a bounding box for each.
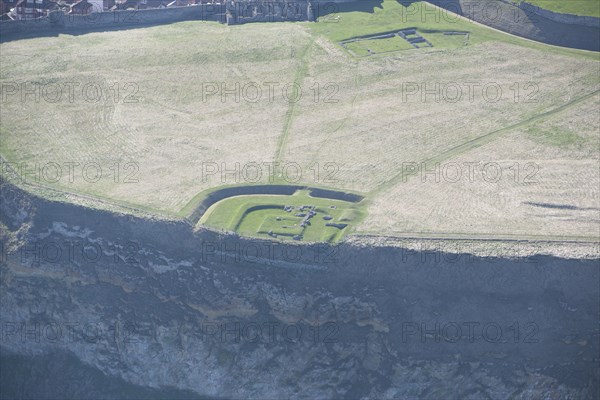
[268,204,344,241]
[224,0,314,25]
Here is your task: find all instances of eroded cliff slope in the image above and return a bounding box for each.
[1,181,598,399]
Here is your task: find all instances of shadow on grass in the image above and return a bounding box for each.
[0,17,212,43]
[524,201,599,211]
[314,0,384,19]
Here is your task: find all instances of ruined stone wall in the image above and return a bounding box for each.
[0,0,326,37]
[0,5,220,38]
[225,0,313,24]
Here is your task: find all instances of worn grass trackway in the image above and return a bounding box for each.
[273,43,312,167]
[368,88,600,198]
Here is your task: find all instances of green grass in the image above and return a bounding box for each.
[369,89,600,197]
[1,0,598,245]
[422,31,471,48]
[525,126,587,147]
[312,0,493,46]
[516,0,600,18]
[310,0,599,59]
[258,215,304,236]
[199,190,366,243]
[344,35,416,56]
[340,209,359,222]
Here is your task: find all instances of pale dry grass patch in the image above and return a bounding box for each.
[360,94,600,238]
[282,42,599,193]
[1,22,598,237]
[1,23,312,211]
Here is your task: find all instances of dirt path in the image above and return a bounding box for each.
[273,43,312,166]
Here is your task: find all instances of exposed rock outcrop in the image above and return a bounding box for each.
[1,180,598,398]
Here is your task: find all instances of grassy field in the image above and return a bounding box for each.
[200,190,366,242]
[359,92,600,238]
[1,0,598,242]
[311,0,505,44]
[344,35,417,56]
[517,0,600,17]
[341,30,468,57]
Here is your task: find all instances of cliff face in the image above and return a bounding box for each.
[1,181,598,399]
